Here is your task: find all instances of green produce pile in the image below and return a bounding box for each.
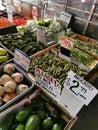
[70,47,95,66]
[0,97,66,130]
[51,45,95,67]
[74,39,98,56]
[0,47,9,63]
[29,53,87,88]
[0,32,45,56]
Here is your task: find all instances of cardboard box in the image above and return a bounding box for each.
[0,88,78,130]
[71,34,98,60]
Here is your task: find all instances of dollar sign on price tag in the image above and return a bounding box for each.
[64,70,98,105]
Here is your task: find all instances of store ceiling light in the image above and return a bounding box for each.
[81,0,86,2]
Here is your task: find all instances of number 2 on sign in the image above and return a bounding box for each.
[70,80,79,96]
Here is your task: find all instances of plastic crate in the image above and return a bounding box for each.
[0,63,35,112]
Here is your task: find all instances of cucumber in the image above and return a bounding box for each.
[15,105,33,122]
[0,113,15,130]
[52,124,63,130]
[15,124,25,130]
[25,114,40,130]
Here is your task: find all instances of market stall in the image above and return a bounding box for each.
[0,1,98,130]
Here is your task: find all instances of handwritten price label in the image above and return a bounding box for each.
[60,36,74,50]
[35,67,61,101]
[64,71,98,105]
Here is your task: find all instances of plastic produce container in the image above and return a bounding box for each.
[0,63,35,112]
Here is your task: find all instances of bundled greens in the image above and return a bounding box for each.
[29,53,87,88]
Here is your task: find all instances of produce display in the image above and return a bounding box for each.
[13,17,30,26]
[74,39,98,57]
[29,53,87,89]
[70,47,95,66]
[38,19,64,44]
[0,63,31,107]
[0,47,9,64]
[52,45,96,67]
[0,17,13,28]
[0,96,66,130]
[0,32,46,56]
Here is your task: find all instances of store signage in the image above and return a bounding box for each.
[60,36,74,50]
[35,67,61,101]
[37,27,46,46]
[14,49,31,72]
[60,11,72,27]
[64,70,98,105]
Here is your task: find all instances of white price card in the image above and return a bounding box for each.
[14,49,31,72]
[60,36,74,50]
[60,11,72,26]
[35,67,61,101]
[37,27,46,45]
[64,70,98,105]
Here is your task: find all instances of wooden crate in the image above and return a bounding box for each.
[85,64,98,89]
[29,42,88,83]
[50,43,98,70]
[0,87,77,130]
[71,34,98,60]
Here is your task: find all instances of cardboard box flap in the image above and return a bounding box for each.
[59,88,84,117]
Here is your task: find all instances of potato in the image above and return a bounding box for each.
[4,80,17,93]
[2,93,16,102]
[4,64,15,75]
[16,84,28,94]
[11,72,23,83]
[0,86,5,96]
[0,74,11,86]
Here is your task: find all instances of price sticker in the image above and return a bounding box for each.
[35,67,61,101]
[64,70,98,105]
[14,49,31,72]
[60,36,74,50]
[60,11,72,27]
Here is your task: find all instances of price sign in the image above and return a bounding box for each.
[37,27,47,46]
[60,11,72,27]
[64,71,98,105]
[35,67,61,101]
[14,49,31,72]
[60,36,74,50]
[6,0,12,5]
